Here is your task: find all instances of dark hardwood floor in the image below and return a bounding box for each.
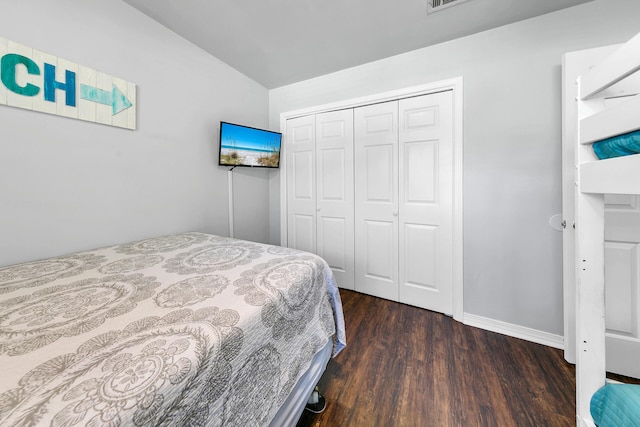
[297,289,578,427]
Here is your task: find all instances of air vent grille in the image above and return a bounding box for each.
[427,0,471,13]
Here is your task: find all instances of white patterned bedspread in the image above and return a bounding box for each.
[0,232,345,426]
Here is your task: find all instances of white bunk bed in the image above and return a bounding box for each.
[573,31,640,426]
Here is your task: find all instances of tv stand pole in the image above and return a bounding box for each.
[228,166,236,238]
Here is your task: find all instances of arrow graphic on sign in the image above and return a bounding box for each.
[79,84,133,115]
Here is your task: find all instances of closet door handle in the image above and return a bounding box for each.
[392,211,398,217]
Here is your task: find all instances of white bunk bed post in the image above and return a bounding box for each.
[575,76,607,427]
[574,199,606,427]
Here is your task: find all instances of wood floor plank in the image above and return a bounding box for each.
[297,289,578,427]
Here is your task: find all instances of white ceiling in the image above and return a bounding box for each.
[123,0,594,89]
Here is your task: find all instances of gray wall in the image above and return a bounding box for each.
[268,0,640,336]
[0,0,272,266]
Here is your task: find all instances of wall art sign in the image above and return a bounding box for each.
[0,37,136,130]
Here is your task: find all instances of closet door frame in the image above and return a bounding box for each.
[279,77,464,322]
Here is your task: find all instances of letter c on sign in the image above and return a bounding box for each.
[1,53,40,96]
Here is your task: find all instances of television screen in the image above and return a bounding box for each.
[218,121,282,168]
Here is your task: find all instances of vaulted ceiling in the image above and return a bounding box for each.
[123,0,594,89]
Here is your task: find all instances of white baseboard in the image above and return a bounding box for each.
[463,313,564,350]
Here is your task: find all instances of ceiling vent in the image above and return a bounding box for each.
[427,0,471,13]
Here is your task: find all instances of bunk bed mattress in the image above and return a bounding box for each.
[591,384,640,427]
[592,129,640,159]
[0,232,346,426]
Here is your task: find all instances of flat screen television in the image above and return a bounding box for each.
[218,121,282,168]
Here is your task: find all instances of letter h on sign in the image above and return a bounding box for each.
[44,63,76,107]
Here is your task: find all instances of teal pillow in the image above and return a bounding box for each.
[591,384,640,426]
[592,129,640,159]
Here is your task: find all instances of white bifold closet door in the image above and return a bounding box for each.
[286,110,355,290]
[354,91,454,314]
[286,115,316,254]
[354,101,400,301]
[286,90,454,313]
[398,92,454,314]
[316,110,355,290]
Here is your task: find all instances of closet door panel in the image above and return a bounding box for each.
[291,214,315,254]
[319,149,345,199]
[365,145,394,202]
[316,109,355,289]
[286,115,316,252]
[318,217,347,271]
[360,219,396,299]
[354,101,398,300]
[405,140,437,203]
[398,91,454,314]
[404,223,437,287]
[292,151,314,199]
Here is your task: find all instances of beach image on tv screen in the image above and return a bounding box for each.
[220,123,281,167]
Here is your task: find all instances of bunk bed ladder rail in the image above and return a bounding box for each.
[574,75,607,427]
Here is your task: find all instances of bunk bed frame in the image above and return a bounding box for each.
[571,31,640,426]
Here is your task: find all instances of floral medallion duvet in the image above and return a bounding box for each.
[0,233,345,426]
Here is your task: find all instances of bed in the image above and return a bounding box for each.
[0,232,346,426]
[566,31,640,426]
